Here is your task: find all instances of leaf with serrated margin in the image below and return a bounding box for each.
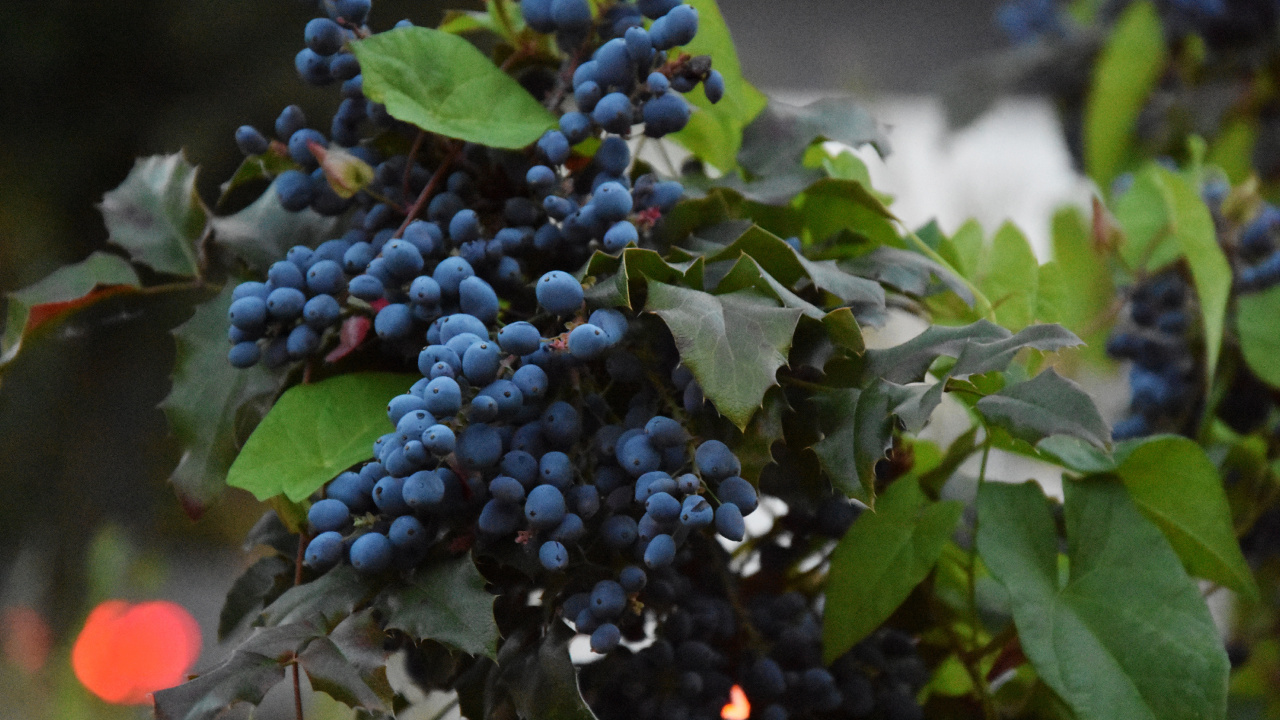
[976,369,1110,448]
[1114,435,1259,601]
[493,625,599,720]
[380,555,499,659]
[862,320,1011,385]
[977,480,1228,720]
[161,284,283,515]
[228,372,416,503]
[352,27,556,149]
[669,0,767,171]
[1,251,140,368]
[811,380,903,504]
[219,555,294,641]
[646,282,803,430]
[153,623,318,720]
[261,565,374,629]
[843,246,973,305]
[950,324,1082,376]
[710,225,885,309]
[823,477,963,662]
[99,153,208,277]
[299,637,389,712]
[211,181,339,274]
[328,609,394,705]
[1084,0,1166,189]
[716,254,824,319]
[739,97,888,178]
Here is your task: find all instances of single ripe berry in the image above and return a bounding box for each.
[536,271,584,315]
[304,531,344,570]
[308,498,350,533]
[349,532,392,573]
[539,540,569,571]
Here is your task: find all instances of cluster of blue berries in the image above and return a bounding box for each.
[1235,205,1280,292]
[994,0,1064,45]
[1106,272,1199,440]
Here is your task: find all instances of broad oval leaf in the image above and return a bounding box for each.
[1114,435,1259,601]
[977,480,1228,720]
[352,27,557,149]
[379,555,499,659]
[100,152,209,277]
[645,282,803,430]
[823,477,963,663]
[1236,284,1280,388]
[228,372,416,502]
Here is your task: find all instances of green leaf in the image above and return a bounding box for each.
[228,372,416,502]
[823,477,963,663]
[261,564,375,628]
[492,625,599,720]
[975,369,1110,448]
[218,554,293,641]
[842,246,973,305]
[811,380,908,504]
[977,480,1229,720]
[299,636,389,712]
[950,324,1082,376]
[161,285,283,511]
[218,150,299,203]
[738,97,887,178]
[796,178,899,248]
[1,251,139,367]
[708,225,885,310]
[1114,435,1259,601]
[977,223,1040,331]
[645,282,803,429]
[99,153,209,277]
[380,555,499,659]
[582,247,694,310]
[211,180,341,273]
[861,320,1011,385]
[1049,207,1115,356]
[1236,285,1280,388]
[1083,0,1167,188]
[351,27,557,149]
[669,0,768,171]
[327,609,395,706]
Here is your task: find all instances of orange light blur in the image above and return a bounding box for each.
[721,684,751,720]
[2,605,52,674]
[71,600,202,704]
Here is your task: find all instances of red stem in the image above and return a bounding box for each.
[393,142,463,239]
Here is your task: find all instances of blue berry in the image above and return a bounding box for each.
[619,434,661,477]
[695,440,740,479]
[305,17,344,55]
[228,296,268,331]
[538,130,571,165]
[490,475,526,504]
[568,485,600,517]
[374,303,414,339]
[575,607,601,634]
[539,451,575,489]
[601,515,638,548]
[539,540,569,571]
[649,4,698,49]
[650,180,684,211]
[638,0,680,19]
[328,471,375,513]
[303,294,341,329]
[228,341,261,368]
[718,477,758,514]
[522,0,556,32]
[551,0,592,31]
[266,287,306,321]
[349,532,392,573]
[513,363,549,402]
[646,71,670,94]
[458,423,504,468]
[275,105,307,141]
[389,515,428,554]
[373,477,411,516]
[560,112,594,144]
[288,128,327,169]
[536,271,584,315]
[433,257,476,297]
[449,209,481,244]
[527,165,557,190]
[501,450,540,487]
[459,276,499,324]
[551,512,586,542]
[463,341,502,385]
[304,531,344,570]
[235,125,270,155]
[286,325,320,358]
[348,273,384,300]
[590,580,627,619]
[498,322,541,356]
[593,38,634,87]
[403,470,446,510]
[421,424,456,455]
[335,0,372,23]
[306,260,345,296]
[525,484,568,529]
[590,623,622,653]
[704,69,725,104]
[592,182,634,222]
[680,496,713,527]
[715,502,745,541]
[593,92,634,135]
[541,401,582,447]
[479,498,521,535]
[381,239,425,279]
[575,81,603,113]
[644,533,676,568]
[646,492,681,523]
[568,323,609,359]
[643,92,690,137]
[596,136,631,175]
[619,566,647,592]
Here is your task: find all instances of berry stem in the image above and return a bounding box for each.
[394,141,464,239]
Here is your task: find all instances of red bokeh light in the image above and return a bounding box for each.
[71,600,202,704]
[721,684,751,720]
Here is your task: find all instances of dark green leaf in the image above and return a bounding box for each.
[1083,0,1166,188]
[976,369,1110,448]
[328,609,395,707]
[842,246,973,305]
[299,637,388,712]
[1114,435,1259,601]
[862,320,1011,385]
[716,254,825,319]
[822,307,865,355]
[824,477,963,663]
[796,178,899,248]
[211,181,340,273]
[161,284,283,511]
[1,251,139,367]
[380,555,499,659]
[227,372,416,502]
[219,555,294,641]
[1236,283,1280,388]
[1035,435,1117,475]
[492,625,599,720]
[739,97,887,178]
[950,324,1082,376]
[99,153,209,277]
[810,380,902,504]
[261,564,374,628]
[977,480,1228,720]
[669,0,768,171]
[645,282,803,430]
[217,151,299,204]
[352,27,557,149]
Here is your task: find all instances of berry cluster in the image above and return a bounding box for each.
[1235,204,1280,291]
[1105,272,1200,440]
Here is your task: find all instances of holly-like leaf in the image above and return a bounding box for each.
[161,284,283,514]
[739,96,887,178]
[380,555,499,659]
[299,636,389,712]
[1,252,140,367]
[492,625,599,720]
[1114,435,1259,601]
[975,369,1110,448]
[260,565,375,628]
[823,477,963,663]
[810,380,905,504]
[218,150,299,203]
[99,153,209,278]
[582,247,693,310]
[211,181,340,273]
[352,27,557,149]
[842,246,972,304]
[1083,0,1166,189]
[645,282,803,429]
[227,372,416,503]
[669,0,768,171]
[219,554,294,641]
[977,480,1229,720]
[1236,284,1280,388]
[861,320,1011,385]
[709,225,885,310]
[949,324,1082,376]
[328,609,395,705]
[153,624,318,720]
